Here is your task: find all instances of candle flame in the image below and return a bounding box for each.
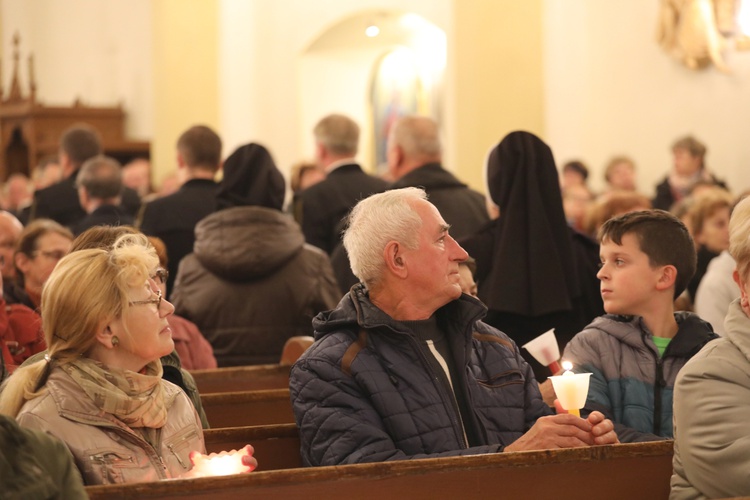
[562,360,573,371]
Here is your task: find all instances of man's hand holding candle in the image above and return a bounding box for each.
[504,412,617,452]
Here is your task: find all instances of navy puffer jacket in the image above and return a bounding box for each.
[289,284,553,466]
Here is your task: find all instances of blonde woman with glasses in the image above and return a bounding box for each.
[0,233,256,484]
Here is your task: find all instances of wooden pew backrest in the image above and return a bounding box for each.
[190,364,291,394]
[204,423,301,471]
[85,440,675,500]
[200,388,294,428]
[279,336,314,365]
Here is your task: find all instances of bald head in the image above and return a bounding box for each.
[387,116,442,180]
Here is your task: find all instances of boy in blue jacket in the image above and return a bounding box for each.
[562,210,717,442]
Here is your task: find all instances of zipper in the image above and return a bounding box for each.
[406,334,467,448]
[90,453,134,465]
[167,443,188,469]
[642,332,664,436]
[653,359,664,436]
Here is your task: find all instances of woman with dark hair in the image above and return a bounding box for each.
[172,143,340,366]
[460,131,603,380]
[7,219,73,310]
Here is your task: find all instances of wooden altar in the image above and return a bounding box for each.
[0,34,150,181]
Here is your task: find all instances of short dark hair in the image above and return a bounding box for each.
[60,125,102,168]
[15,219,74,287]
[177,125,222,171]
[562,160,589,181]
[76,156,123,199]
[598,210,696,299]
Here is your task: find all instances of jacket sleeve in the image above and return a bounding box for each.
[671,348,750,499]
[290,351,504,467]
[563,329,660,442]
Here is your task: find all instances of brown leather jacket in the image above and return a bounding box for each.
[16,367,205,485]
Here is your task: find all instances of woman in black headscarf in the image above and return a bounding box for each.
[171,143,341,366]
[461,131,603,380]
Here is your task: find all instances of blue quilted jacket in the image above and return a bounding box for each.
[563,312,717,442]
[289,284,552,466]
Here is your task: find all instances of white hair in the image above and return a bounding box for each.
[343,187,427,287]
[390,116,442,158]
[729,195,750,278]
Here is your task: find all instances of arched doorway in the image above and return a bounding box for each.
[299,10,446,173]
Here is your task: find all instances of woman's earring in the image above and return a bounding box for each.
[111,336,120,348]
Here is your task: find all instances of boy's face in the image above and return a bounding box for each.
[597,233,665,315]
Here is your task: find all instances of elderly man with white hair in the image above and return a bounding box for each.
[289,187,618,467]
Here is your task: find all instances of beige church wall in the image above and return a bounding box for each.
[0,0,154,140]
[297,49,378,169]
[218,0,452,186]
[298,15,447,176]
[152,0,219,186]
[452,0,544,194]
[544,0,750,196]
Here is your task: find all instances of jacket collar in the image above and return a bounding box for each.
[391,163,467,190]
[590,312,717,357]
[723,299,750,363]
[314,283,487,340]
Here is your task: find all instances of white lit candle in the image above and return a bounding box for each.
[189,446,253,477]
[548,360,592,417]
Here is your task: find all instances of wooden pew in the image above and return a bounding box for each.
[190,364,291,394]
[85,440,675,500]
[204,423,301,471]
[188,336,312,394]
[200,389,294,428]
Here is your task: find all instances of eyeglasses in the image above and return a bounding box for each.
[152,268,169,285]
[33,249,67,260]
[129,289,163,310]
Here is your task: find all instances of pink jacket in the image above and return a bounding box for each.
[168,314,217,370]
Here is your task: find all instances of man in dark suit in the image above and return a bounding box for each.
[138,125,222,297]
[30,124,141,228]
[71,156,134,235]
[387,115,489,240]
[300,114,387,255]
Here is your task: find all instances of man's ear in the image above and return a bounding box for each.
[389,145,405,175]
[77,186,89,209]
[315,143,327,164]
[655,265,677,292]
[176,151,187,169]
[383,241,408,279]
[59,151,72,174]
